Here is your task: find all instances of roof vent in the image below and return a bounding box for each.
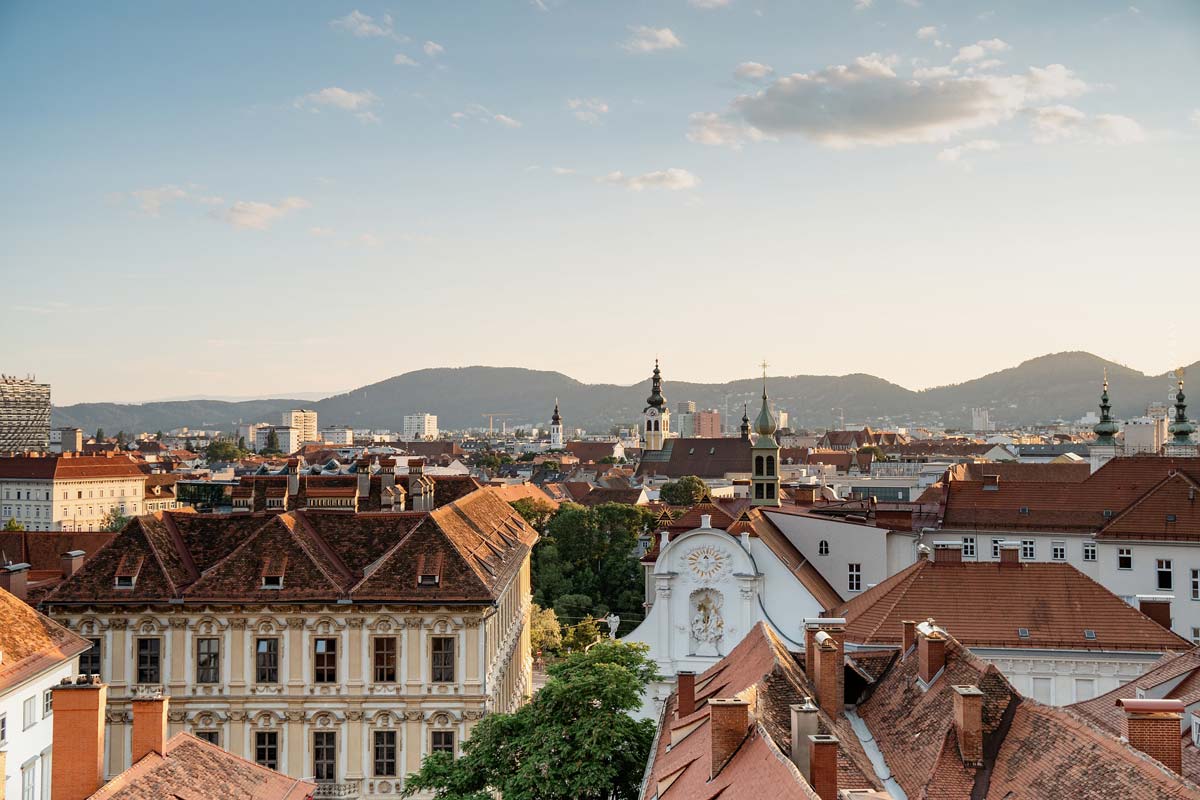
[1103,509,1114,518]
[1018,506,1030,515]
[1017,627,1030,638]
[1084,629,1097,640]
[1167,514,1178,523]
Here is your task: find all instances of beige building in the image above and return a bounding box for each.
[39,487,537,799]
[282,409,319,445]
[0,453,147,531]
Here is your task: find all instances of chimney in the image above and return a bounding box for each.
[789,699,819,778]
[999,543,1020,566]
[0,562,30,602]
[814,631,844,715]
[916,543,931,561]
[808,734,839,800]
[803,618,846,680]
[933,542,962,564]
[379,457,396,493]
[52,676,108,800]
[902,620,917,655]
[953,685,984,765]
[708,698,750,779]
[409,458,426,475]
[61,549,86,580]
[677,671,696,718]
[1118,698,1184,774]
[131,690,170,763]
[357,456,372,497]
[918,621,947,685]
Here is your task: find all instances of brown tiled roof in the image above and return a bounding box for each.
[0,586,91,693]
[1095,471,1200,542]
[88,732,315,799]
[576,487,647,507]
[0,531,115,571]
[483,483,560,509]
[41,488,537,607]
[943,461,1092,484]
[564,441,621,463]
[635,437,752,480]
[0,453,146,480]
[833,557,1190,651]
[431,474,482,507]
[642,622,878,800]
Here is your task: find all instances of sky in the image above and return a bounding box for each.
[1,0,1198,405]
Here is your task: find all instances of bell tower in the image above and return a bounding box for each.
[1089,370,1121,473]
[751,362,781,507]
[550,398,564,450]
[643,360,670,451]
[1165,369,1196,458]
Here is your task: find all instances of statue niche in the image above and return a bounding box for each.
[688,588,725,657]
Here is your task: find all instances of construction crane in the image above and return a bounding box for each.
[481,412,514,436]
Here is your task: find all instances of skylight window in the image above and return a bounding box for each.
[1017,627,1030,638]
[1084,629,1097,640]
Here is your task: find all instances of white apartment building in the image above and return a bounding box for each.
[0,579,91,800]
[281,410,318,445]
[255,426,301,455]
[403,414,438,441]
[0,453,147,532]
[320,427,354,445]
[237,423,265,448]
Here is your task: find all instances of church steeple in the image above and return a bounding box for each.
[750,362,781,508]
[550,398,563,450]
[754,363,777,438]
[645,359,666,410]
[1167,368,1195,454]
[643,359,670,451]
[1093,370,1119,445]
[740,404,751,440]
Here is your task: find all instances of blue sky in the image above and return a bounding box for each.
[2,0,1197,404]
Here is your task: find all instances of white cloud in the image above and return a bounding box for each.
[686,112,769,149]
[551,166,575,175]
[622,26,683,53]
[298,87,378,111]
[852,0,873,10]
[394,53,419,66]
[1029,105,1145,144]
[599,168,700,191]
[131,185,188,216]
[217,197,310,231]
[690,0,732,7]
[696,55,1092,149]
[567,97,609,123]
[493,114,522,128]
[952,38,1010,64]
[734,61,774,81]
[359,233,382,247]
[423,40,444,57]
[330,11,402,40]
[937,138,999,162]
[310,227,335,237]
[912,65,956,79]
[451,104,522,129]
[916,25,939,40]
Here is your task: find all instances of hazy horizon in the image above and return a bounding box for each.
[3,1,1197,406]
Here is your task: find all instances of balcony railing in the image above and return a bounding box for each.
[312,780,362,798]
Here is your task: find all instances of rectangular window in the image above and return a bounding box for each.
[196,638,220,684]
[1083,541,1097,562]
[136,637,161,685]
[1031,676,1053,704]
[1021,539,1035,560]
[431,730,455,755]
[80,638,102,678]
[961,536,976,558]
[848,563,862,592]
[43,689,52,717]
[373,637,398,683]
[431,637,456,683]
[1118,548,1133,570]
[314,638,338,684]
[1193,627,1200,646]
[0,712,6,745]
[196,730,220,745]
[1051,542,1066,561]
[374,730,397,776]
[22,762,34,800]
[1157,559,1173,591]
[256,638,279,683]
[255,731,279,770]
[1074,678,1096,702]
[991,538,1003,559]
[1192,569,1199,601]
[23,695,37,729]
[313,731,336,783]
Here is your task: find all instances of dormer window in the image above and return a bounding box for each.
[418,574,440,587]
[114,554,144,590]
[416,553,443,588]
[260,555,287,589]
[115,575,135,589]
[261,575,283,589]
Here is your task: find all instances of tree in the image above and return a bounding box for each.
[116,430,128,445]
[101,508,131,531]
[263,429,281,455]
[94,427,105,441]
[155,430,164,441]
[3,518,24,531]
[659,475,707,506]
[205,440,243,463]
[510,498,555,531]
[184,437,195,453]
[530,603,562,656]
[237,436,247,451]
[402,641,658,800]
[560,615,603,653]
[858,445,888,463]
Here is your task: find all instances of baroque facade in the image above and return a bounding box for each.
[39,487,536,799]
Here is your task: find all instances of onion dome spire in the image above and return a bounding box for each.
[1169,368,1195,444]
[754,361,777,437]
[1093,370,1119,445]
[551,398,561,425]
[740,404,751,440]
[645,359,666,410]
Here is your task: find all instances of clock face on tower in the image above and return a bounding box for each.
[686,545,730,580]
[647,408,658,418]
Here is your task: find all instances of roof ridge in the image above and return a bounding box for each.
[1097,470,1200,535]
[159,512,200,585]
[841,558,926,641]
[135,515,184,598]
[346,516,429,594]
[291,510,355,587]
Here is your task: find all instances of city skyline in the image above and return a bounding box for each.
[3,1,1198,404]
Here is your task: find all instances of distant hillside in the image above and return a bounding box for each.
[52,353,1197,434]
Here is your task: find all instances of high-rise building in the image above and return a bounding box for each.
[677,400,696,415]
[281,409,318,444]
[694,409,722,438]
[971,407,993,432]
[255,426,301,454]
[404,413,439,441]
[0,375,51,452]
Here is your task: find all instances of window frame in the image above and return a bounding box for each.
[1082,541,1097,562]
[373,730,398,777]
[991,538,1003,559]
[313,731,337,783]
[1020,539,1035,560]
[961,536,976,559]
[1157,559,1173,591]
[136,637,162,685]
[373,637,398,684]
[313,637,338,684]
[848,563,862,593]
[817,540,829,556]
[255,637,280,684]
[195,730,220,745]
[43,689,53,718]
[1051,541,1066,561]
[1117,548,1133,570]
[431,636,456,683]
[255,731,279,771]
[195,637,221,684]
[1192,569,1199,601]
[431,730,455,756]
[23,695,37,730]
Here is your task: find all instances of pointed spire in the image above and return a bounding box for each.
[1169,368,1195,444]
[740,404,751,440]
[645,359,666,410]
[754,362,777,437]
[1093,370,1119,444]
[551,398,561,425]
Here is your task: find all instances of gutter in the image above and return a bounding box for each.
[845,708,908,800]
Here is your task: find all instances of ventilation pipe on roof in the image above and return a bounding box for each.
[52,676,108,800]
[790,699,819,778]
[131,689,170,763]
[61,549,86,580]
[0,562,30,602]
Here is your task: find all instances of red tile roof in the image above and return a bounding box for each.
[0,453,146,480]
[0,585,91,693]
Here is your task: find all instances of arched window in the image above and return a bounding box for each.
[818,540,829,556]
[755,483,765,499]
[766,456,776,476]
[755,455,764,475]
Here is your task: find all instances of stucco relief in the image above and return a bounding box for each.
[688,588,725,657]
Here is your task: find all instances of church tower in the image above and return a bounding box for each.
[550,398,564,450]
[1089,372,1121,473]
[751,365,781,507]
[1165,369,1196,458]
[643,360,670,451]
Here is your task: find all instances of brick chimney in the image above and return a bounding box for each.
[61,549,86,580]
[803,618,846,679]
[918,621,947,685]
[999,543,1020,566]
[708,698,750,779]
[814,631,844,715]
[1118,698,1184,774]
[409,457,426,475]
[131,690,170,763]
[51,676,108,800]
[933,543,962,564]
[0,562,30,602]
[902,620,917,655]
[677,671,696,718]
[808,734,839,800]
[953,685,984,765]
[789,699,819,778]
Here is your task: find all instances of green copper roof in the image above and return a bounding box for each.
[754,372,777,437]
[1169,379,1195,442]
[1093,375,1119,443]
[645,360,665,410]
